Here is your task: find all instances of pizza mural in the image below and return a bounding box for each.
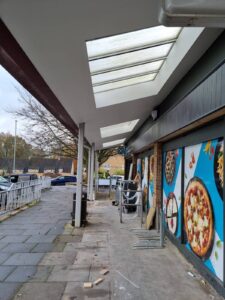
[184,138,224,282]
[163,148,182,239]
[148,155,154,209]
[137,158,142,179]
[142,157,149,210]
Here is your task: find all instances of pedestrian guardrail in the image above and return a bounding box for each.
[0,178,50,216]
[40,177,52,190]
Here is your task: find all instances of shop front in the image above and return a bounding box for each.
[163,118,224,291]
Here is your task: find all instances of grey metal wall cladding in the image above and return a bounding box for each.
[129,63,225,153]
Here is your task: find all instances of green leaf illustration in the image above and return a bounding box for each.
[216,240,222,248]
[215,251,218,260]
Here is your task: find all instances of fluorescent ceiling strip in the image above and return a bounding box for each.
[89,43,173,74]
[100,119,139,138]
[92,60,163,86]
[103,138,126,148]
[86,26,181,59]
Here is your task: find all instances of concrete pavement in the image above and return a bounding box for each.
[0,186,223,300]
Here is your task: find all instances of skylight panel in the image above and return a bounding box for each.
[87,26,181,59]
[103,138,125,148]
[89,43,173,75]
[100,119,139,138]
[93,73,156,93]
[92,61,163,86]
[86,25,182,103]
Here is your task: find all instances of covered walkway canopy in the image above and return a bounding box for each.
[0,1,222,150]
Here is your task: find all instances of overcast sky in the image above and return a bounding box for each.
[0,65,26,136]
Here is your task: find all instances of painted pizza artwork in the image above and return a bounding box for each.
[184,138,224,282]
[142,157,149,210]
[136,158,142,182]
[163,149,182,239]
[148,155,154,209]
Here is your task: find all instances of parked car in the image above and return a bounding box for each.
[0,176,12,192]
[5,173,38,183]
[51,175,77,186]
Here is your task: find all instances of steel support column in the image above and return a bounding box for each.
[75,123,85,228]
[87,147,91,199]
[95,151,99,195]
[89,143,95,201]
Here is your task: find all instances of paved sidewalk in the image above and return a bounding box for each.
[0,186,74,300]
[0,187,223,300]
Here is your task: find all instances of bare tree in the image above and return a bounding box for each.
[96,148,121,166]
[9,88,120,165]
[10,88,77,158]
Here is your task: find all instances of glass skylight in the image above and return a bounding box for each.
[103,138,126,148]
[92,61,163,86]
[86,25,182,96]
[89,43,173,74]
[87,26,181,59]
[93,73,156,93]
[100,119,139,138]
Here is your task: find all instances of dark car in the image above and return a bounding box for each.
[51,175,77,186]
[5,173,38,183]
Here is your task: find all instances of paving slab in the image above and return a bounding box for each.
[63,241,106,252]
[29,266,54,282]
[51,243,66,252]
[22,227,51,236]
[0,243,36,253]
[0,253,11,264]
[25,235,57,243]
[82,231,108,243]
[62,281,110,300]
[73,250,94,266]
[5,266,37,282]
[13,282,66,300]
[48,265,90,282]
[40,252,77,265]
[0,243,8,251]
[0,235,30,243]
[3,253,44,266]
[54,235,82,243]
[31,243,54,253]
[0,229,25,235]
[0,282,21,300]
[0,266,15,281]
[46,225,65,235]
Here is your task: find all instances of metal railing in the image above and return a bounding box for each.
[40,177,52,190]
[0,178,46,215]
[117,181,143,227]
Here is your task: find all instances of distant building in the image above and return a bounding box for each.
[101,154,124,175]
[0,157,76,175]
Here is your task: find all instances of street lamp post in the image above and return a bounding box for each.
[13,120,17,173]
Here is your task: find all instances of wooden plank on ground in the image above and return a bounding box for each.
[146,207,156,230]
